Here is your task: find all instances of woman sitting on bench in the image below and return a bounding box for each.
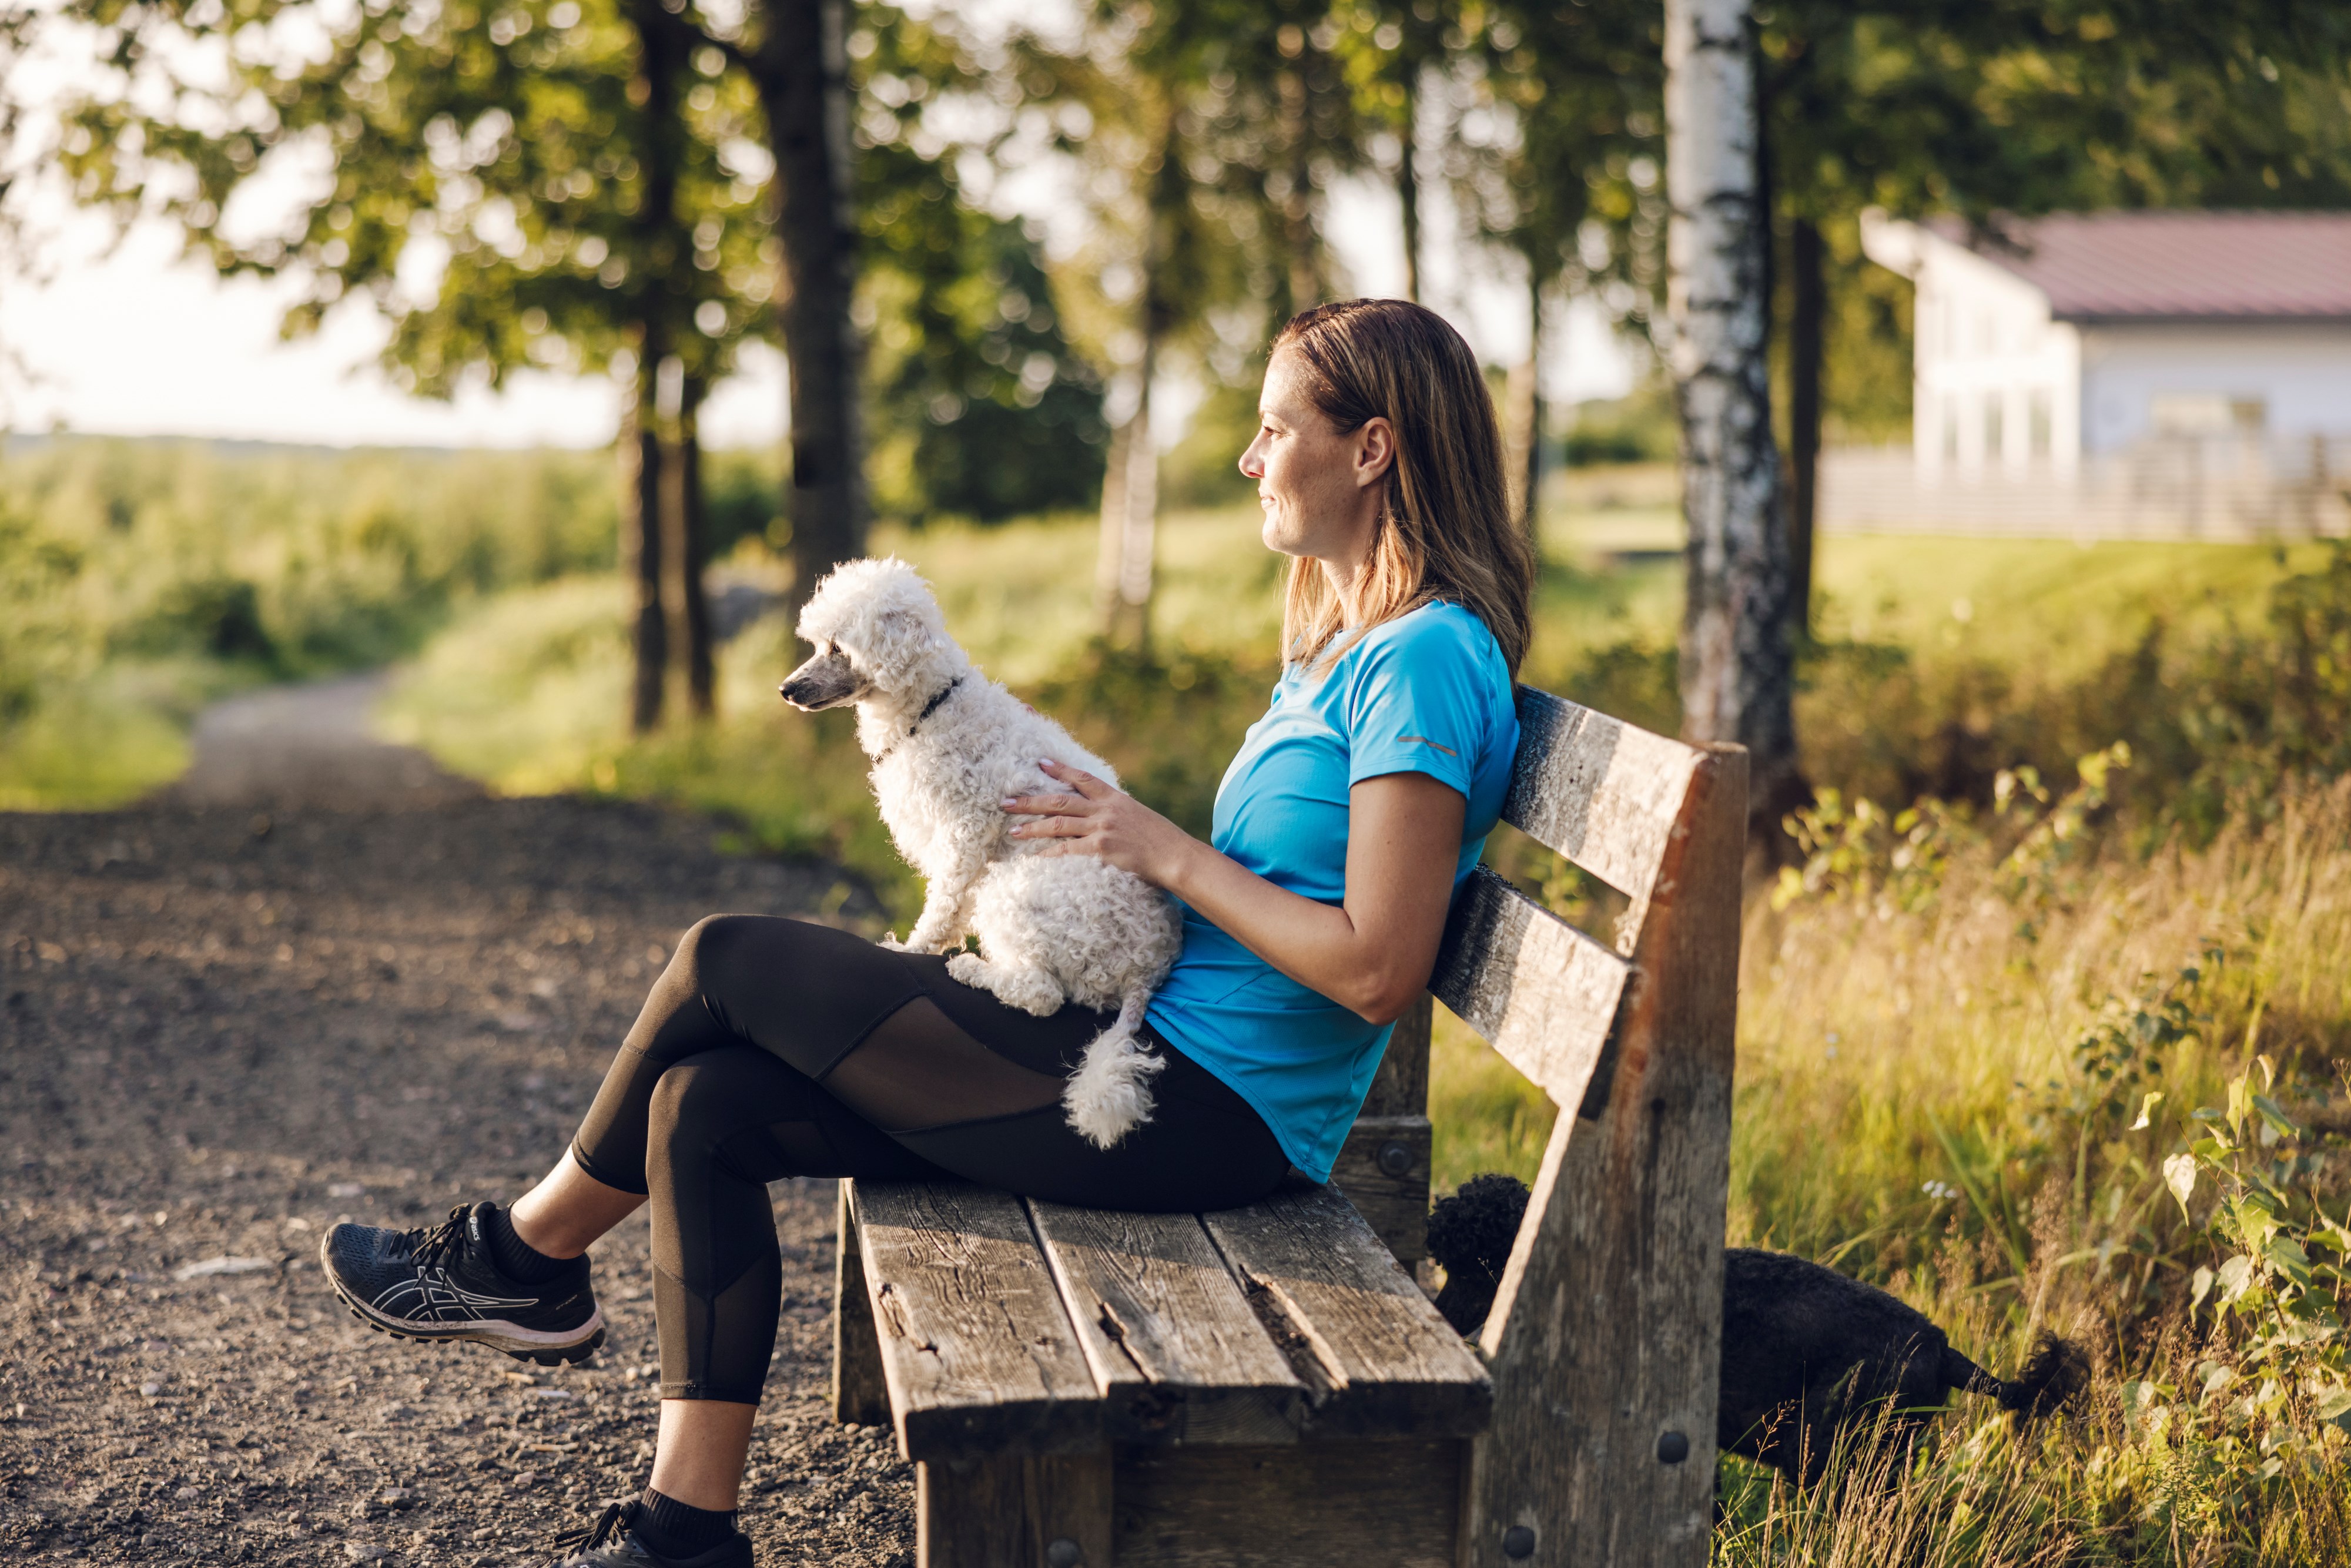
[316,298,1535,1568]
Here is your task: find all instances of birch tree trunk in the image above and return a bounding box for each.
[1666,0,1800,839]
[758,0,866,629]
[1096,358,1157,649]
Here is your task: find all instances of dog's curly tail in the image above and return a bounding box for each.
[1062,987,1167,1150]
[1943,1331,2091,1421]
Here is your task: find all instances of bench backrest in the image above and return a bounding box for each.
[1438,685,1745,1568]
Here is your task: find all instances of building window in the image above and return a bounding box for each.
[2152,394,2269,435]
[1984,393,2004,463]
[2029,389,2052,458]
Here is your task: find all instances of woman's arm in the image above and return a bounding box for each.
[1006,760,1463,1025]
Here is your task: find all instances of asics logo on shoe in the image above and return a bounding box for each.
[371,1268,537,1319]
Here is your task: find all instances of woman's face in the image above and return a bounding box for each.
[1240,349,1394,574]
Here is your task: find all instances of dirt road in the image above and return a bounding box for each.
[0,679,915,1566]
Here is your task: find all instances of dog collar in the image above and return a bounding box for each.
[878,676,964,760]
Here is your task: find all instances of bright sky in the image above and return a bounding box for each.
[0,20,1636,452]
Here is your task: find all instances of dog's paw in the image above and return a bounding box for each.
[875,932,913,953]
[948,953,1064,1015]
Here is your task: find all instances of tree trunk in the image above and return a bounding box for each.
[622,343,667,736]
[1276,66,1321,324]
[1504,259,1546,540]
[1787,217,1824,640]
[619,0,686,736]
[1097,359,1156,650]
[1665,0,1801,843]
[1097,113,1179,652]
[756,0,865,632]
[1398,66,1421,303]
[664,373,716,718]
[1096,412,1132,629]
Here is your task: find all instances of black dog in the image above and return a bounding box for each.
[1426,1174,2089,1483]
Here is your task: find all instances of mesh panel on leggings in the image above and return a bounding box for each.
[818,995,1069,1133]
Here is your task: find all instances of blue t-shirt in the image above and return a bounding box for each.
[1145,599,1519,1181]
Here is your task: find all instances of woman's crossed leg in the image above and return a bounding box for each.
[319,916,1285,1566]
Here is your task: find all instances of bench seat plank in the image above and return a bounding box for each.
[1029,1202,1308,1446]
[1431,866,1632,1112]
[1203,1181,1492,1440]
[850,1181,1103,1463]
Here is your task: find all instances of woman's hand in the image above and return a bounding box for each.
[1004,760,1198,888]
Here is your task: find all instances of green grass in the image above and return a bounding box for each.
[0,658,232,810]
[0,437,621,809]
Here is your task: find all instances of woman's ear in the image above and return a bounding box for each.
[1353,417,1397,490]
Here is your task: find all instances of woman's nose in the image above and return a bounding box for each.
[1238,434,1264,479]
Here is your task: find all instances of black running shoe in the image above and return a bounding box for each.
[548,1501,753,1568]
[319,1201,604,1366]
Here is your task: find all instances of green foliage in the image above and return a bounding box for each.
[1156,381,1263,510]
[1562,380,1681,468]
[57,0,768,391]
[0,439,618,803]
[1446,0,1663,299]
[699,447,786,561]
[1023,638,1271,839]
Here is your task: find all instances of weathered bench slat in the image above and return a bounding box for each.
[1502,685,1705,940]
[1202,1181,1491,1440]
[1429,866,1632,1112]
[1028,1202,1308,1447]
[850,1182,1103,1462]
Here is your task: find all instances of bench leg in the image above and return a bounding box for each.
[832,1180,889,1428]
[918,1450,1111,1568]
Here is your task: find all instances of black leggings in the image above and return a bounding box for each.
[567,915,1288,1403]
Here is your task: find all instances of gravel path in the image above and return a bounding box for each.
[0,678,915,1566]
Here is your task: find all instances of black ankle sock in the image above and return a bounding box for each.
[635,1488,736,1556]
[479,1201,570,1284]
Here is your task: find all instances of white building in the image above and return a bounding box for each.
[1841,210,2351,537]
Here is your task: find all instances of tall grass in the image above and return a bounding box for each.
[0,437,618,805]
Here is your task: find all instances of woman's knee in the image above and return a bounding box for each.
[646,1054,741,1171]
[646,1048,815,1186]
[665,913,759,986]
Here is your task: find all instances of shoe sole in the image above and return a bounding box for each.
[318,1231,607,1368]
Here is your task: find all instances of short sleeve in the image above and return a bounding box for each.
[1341,609,1493,798]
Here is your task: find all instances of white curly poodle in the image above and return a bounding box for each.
[779,557,1183,1148]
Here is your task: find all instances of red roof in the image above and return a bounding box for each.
[1933,211,2351,322]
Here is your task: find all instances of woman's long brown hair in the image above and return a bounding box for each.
[1270,299,1536,675]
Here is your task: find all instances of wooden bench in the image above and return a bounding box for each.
[831,686,1747,1568]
